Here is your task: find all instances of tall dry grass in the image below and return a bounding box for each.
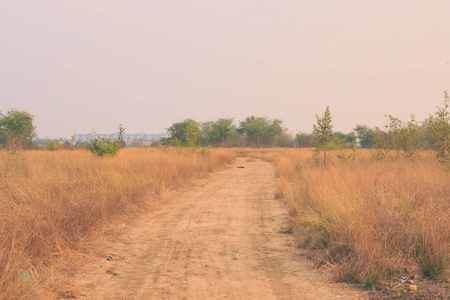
[0,148,235,299]
[273,149,449,286]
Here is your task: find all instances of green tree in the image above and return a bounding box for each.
[185,119,201,148]
[333,131,357,148]
[313,106,333,165]
[385,115,421,158]
[46,140,59,151]
[268,119,287,147]
[167,121,187,143]
[88,138,121,157]
[276,132,293,147]
[295,132,314,147]
[200,121,213,146]
[402,115,422,157]
[385,115,403,157]
[373,127,389,160]
[239,116,286,147]
[209,118,237,147]
[87,124,125,157]
[0,110,36,149]
[239,116,267,147]
[425,91,450,162]
[167,119,201,147]
[354,125,374,148]
[420,121,434,149]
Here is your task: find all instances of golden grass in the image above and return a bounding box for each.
[270,149,450,285]
[2,146,448,296]
[0,148,235,299]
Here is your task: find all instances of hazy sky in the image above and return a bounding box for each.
[1,1,449,138]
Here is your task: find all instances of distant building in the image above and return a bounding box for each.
[72,132,167,146]
[73,133,95,143]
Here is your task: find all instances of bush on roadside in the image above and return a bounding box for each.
[259,149,449,285]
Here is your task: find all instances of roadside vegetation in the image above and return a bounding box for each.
[0,148,235,299]
[275,150,449,282]
[235,92,450,297]
[235,148,449,297]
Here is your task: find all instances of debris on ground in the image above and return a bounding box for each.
[106,270,119,276]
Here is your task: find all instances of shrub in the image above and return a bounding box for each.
[87,124,125,157]
[46,140,58,151]
[87,138,121,157]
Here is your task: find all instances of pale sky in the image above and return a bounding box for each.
[1,1,449,138]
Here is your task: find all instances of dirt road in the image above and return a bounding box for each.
[76,158,364,299]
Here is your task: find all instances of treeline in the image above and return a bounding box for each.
[352,94,449,161]
[161,116,365,149]
[161,116,358,148]
[1,91,449,154]
[161,116,293,148]
[162,92,450,157]
[310,91,450,166]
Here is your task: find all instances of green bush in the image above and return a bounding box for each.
[87,138,121,157]
[87,124,125,157]
[46,140,58,151]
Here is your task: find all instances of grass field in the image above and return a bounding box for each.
[1,147,449,298]
[0,148,235,299]
[243,148,449,288]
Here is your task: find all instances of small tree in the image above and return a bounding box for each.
[383,115,422,158]
[239,116,287,147]
[373,127,389,160]
[385,115,404,157]
[313,106,333,165]
[46,140,59,151]
[0,110,36,149]
[87,124,125,157]
[184,119,201,148]
[88,138,121,157]
[166,119,201,147]
[200,121,212,146]
[296,132,314,147]
[402,115,421,158]
[118,124,125,148]
[239,116,268,147]
[334,131,357,148]
[210,118,236,147]
[426,91,450,162]
[354,125,375,148]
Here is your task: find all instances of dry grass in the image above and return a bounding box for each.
[0,148,235,299]
[3,146,448,297]
[271,149,450,287]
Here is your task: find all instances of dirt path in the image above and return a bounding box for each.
[75,158,365,299]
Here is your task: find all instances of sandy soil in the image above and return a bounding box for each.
[74,158,366,299]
